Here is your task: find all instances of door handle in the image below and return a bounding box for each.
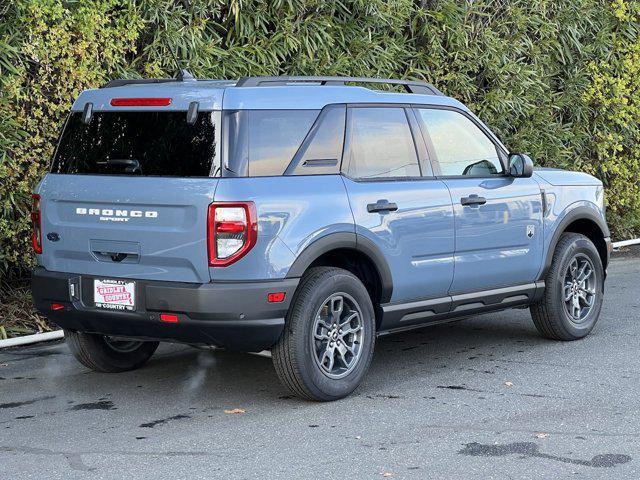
[461,194,487,207]
[367,200,398,213]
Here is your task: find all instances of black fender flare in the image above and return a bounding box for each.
[541,205,610,278]
[285,232,393,303]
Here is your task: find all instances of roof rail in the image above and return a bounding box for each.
[235,76,443,95]
[101,70,196,89]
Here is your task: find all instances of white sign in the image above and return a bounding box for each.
[94,279,135,311]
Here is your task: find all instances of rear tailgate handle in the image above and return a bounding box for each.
[93,251,140,263]
[461,194,487,207]
[367,200,398,213]
[90,240,140,264]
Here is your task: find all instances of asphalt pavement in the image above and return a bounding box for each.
[1,255,639,479]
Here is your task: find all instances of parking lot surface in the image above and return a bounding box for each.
[1,256,638,479]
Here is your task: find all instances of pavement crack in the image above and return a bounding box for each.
[0,445,95,472]
[0,444,229,459]
[139,414,191,428]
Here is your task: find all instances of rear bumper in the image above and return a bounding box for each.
[31,267,298,352]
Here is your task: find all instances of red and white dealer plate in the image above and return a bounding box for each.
[93,278,136,311]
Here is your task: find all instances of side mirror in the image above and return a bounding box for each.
[508,153,534,178]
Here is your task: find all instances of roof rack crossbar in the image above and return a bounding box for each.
[235,76,443,95]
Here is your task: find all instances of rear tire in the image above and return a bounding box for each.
[65,330,159,373]
[272,267,376,401]
[530,233,604,340]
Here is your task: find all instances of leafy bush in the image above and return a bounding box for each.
[1,0,639,282]
[1,0,142,277]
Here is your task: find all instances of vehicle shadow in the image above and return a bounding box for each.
[110,310,548,404]
[28,310,548,410]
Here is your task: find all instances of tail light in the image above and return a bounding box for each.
[31,194,42,254]
[207,202,257,267]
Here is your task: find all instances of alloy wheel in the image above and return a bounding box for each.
[311,293,364,379]
[563,254,597,323]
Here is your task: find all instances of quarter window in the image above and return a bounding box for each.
[224,109,319,177]
[416,109,503,176]
[288,105,346,175]
[346,107,420,179]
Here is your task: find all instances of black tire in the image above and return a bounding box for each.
[272,267,376,401]
[530,232,604,340]
[64,330,159,373]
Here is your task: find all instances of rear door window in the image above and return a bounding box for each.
[223,110,319,177]
[344,107,420,179]
[51,111,218,177]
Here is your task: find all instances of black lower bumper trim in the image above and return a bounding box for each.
[31,267,299,352]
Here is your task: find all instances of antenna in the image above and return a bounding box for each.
[165,41,195,82]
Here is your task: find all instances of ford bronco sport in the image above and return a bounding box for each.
[31,75,611,401]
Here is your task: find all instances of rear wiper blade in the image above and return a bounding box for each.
[96,158,141,173]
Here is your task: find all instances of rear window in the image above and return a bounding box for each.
[51,111,217,176]
[223,110,319,177]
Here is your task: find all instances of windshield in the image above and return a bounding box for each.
[51,111,217,177]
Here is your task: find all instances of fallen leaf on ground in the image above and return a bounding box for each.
[224,408,246,414]
[504,381,514,387]
[535,432,549,438]
[380,472,394,477]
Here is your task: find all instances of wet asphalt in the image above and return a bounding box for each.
[0,255,639,479]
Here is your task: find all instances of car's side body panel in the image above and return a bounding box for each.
[343,176,455,303]
[209,175,354,281]
[443,176,545,294]
[533,170,608,279]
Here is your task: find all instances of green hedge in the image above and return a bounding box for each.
[1,0,639,280]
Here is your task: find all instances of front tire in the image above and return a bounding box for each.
[530,233,604,340]
[65,330,159,373]
[272,267,376,401]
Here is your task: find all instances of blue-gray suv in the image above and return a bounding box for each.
[31,75,611,401]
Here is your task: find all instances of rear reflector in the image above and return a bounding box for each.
[110,98,172,107]
[51,303,65,311]
[267,292,286,303]
[159,313,179,323]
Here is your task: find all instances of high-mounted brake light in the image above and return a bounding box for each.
[110,97,172,107]
[207,202,257,267]
[31,194,42,254]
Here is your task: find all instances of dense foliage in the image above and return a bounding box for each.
[1,0,639,280]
